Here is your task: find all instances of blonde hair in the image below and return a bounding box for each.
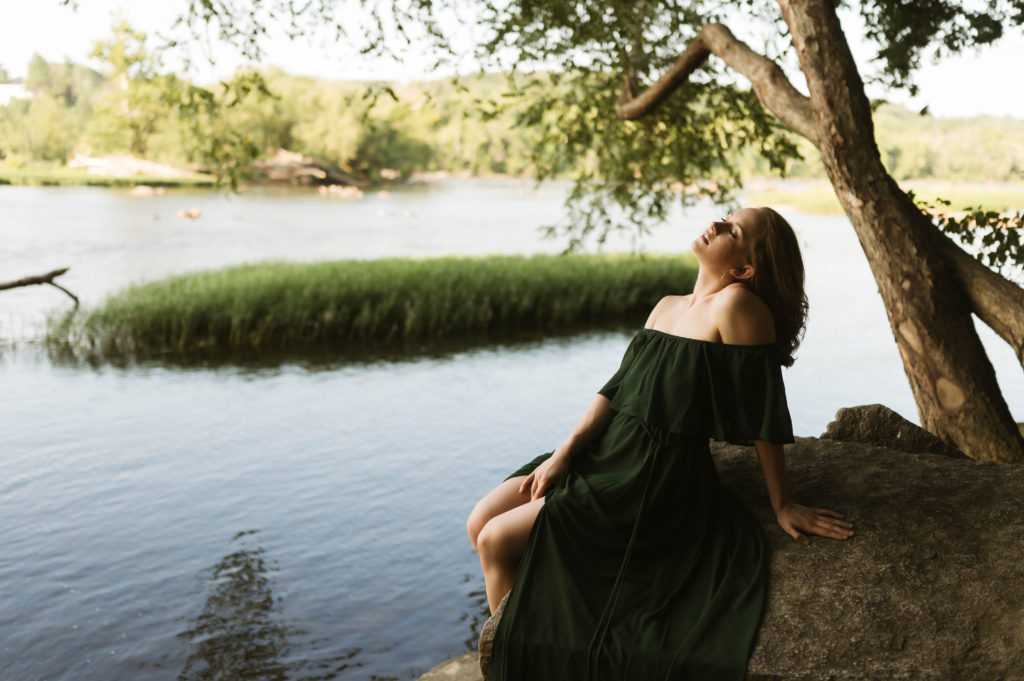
[745,207,808,367]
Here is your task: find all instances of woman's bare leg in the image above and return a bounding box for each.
[467,476,533,552]
[476,497,546,613]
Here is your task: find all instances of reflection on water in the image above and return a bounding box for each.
[460,575,490,653]
[42,320,638,372]
[175,531,375,681]
[177,530,294,681]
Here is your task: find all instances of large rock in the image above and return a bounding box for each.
[421,436,1024,681]
[820,403,967,458]
[419,652,481,681]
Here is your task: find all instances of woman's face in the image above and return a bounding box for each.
[690,207,769,279]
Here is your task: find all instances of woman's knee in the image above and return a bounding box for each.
[467,477,530,551]
[477,498,543,566]
[467,503,488,551]
[476,520,511,565]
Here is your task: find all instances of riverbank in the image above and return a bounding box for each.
[6,154,1024,211]
[0,166,215,187]
[49,254,698,357]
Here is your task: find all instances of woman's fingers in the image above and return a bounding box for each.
[815,517,854,530]
[531,477,547,501]
[811,516,855,538]
[813,509,854,530]
[518,473,534,496]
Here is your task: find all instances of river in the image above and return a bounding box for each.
[0,180,1020,680]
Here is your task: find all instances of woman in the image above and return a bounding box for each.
[467,207,854,681]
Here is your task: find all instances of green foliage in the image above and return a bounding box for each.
[90,20,153,79]
[53,254,698,356]
[22,54,102,106]
[25,54,51,93]
[506,69,800,249]
[84,21,199,162]
[462,1,807,245]
[912,192,1024,283]
[872,105,1024,182]
[857,0,1023,95]
[169,70,280,188]
[0,95,81,161]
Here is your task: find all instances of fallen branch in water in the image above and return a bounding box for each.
[0,267,79,306]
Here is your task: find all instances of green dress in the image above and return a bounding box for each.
[491,328,794,681]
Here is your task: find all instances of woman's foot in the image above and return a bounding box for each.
[478,589,511,680]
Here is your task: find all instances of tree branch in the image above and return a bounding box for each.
[616,23,819,147]
[0,267,80,306]
[933,231,1024,369]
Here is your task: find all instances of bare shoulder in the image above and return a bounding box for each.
[644,294,688,329]
[713,284,775,345]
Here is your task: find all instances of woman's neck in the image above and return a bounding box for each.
[689,268,739,307]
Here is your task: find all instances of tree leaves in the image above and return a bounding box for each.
[912,191,1024,284]
[858,0,1023,95]
[490,66,800,250]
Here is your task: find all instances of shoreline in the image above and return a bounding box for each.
[0,167,215,188]
[3,166,1022,214]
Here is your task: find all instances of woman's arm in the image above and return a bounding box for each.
[754,440,855,544]
[556,393,615,460]
[520,393,614,500]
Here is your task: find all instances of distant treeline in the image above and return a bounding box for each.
[2,23,1022,184]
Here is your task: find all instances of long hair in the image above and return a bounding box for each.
[746,207,808,367]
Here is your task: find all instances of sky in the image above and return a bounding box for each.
[1,0,1022,120]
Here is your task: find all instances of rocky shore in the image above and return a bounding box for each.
[421,405,1024,681]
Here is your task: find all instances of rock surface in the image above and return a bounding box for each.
[419,652,481,681]
[819,402,968,458]
[420,428,1024,681]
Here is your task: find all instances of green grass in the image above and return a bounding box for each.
[51,254,698,356]
[0,167,215,187]
[743,183,1024,214]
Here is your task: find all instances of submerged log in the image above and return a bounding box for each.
[422,406,1024,680]
[0,267,78,305]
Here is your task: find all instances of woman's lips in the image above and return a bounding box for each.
[701,234,709,245]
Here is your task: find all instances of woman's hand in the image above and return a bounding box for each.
[519,452,571,501]
[775,503,854,545]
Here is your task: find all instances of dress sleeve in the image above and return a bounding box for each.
[597,332,644,400]
[706,347,795,446]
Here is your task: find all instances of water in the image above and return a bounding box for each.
[1,180,1021,680]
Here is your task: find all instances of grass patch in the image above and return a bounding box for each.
[744,182,1024,214]
[0,167,215,187]
[51,254,698,357]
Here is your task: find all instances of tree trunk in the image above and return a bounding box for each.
[934,229,1024,370]
[779,0,1024,462]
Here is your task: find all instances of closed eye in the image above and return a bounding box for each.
[721,216,741,239]
[720,217,737,238]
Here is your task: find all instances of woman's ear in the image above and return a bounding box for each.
[731,264,755,281]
